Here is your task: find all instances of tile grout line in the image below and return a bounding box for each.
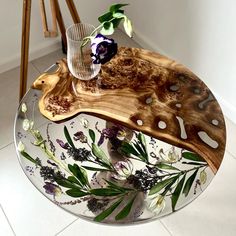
[226,149,236,160]
[0,204,16,236]
[54,218,79,235]
[160,219,174,236]
[0,141,14,151]
[30,62,41,75]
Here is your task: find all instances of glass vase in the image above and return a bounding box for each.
[66,23,101,80]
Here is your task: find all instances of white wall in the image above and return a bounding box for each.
[1,0,235,123]
[125,0,236,123]
[0,0,117,73]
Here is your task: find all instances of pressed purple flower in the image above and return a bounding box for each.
[91,34,117,64]
[56,139,69,149]
[73,131,87,143]
[112,160,133,180]
[43,182,62,197]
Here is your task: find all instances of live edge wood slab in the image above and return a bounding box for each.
[32,47,226,173]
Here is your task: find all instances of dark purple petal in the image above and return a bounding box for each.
[91,34,118,64]
[97,134,105,146]
[56,139,69,149]
[43,182,61,196]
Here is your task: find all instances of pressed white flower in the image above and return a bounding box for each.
[17,141,25,152]
[159,147,179,163]
[116,130,127,140]
[79,117,89,128]
[146,194,166,214]
[22,119,31,131]
[111,160,133,180]
[21,103,27,113]
[200,170,207,184]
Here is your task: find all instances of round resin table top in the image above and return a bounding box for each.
[14,48,226,224]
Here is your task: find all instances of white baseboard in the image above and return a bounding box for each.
[0,40,61,74]
[132,29,236,124]
[213,94,236,124]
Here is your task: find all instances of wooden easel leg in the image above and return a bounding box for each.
[19,0,32,101]
[66,0,81,23]
[54,0,67,51]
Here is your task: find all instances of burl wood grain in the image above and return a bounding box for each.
[32,47,226,173]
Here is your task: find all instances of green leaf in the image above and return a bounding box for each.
[92,143,111,166]
[111,16,123,28]
[137,132,147,151]
[121,142,139,156]
[20,151,38,164]
[100,22,114,35]
[182,161,206,166]
[90,188,122,196]
[109,4,129,13]
[81,166,109,172]
[94,197,123,222]
[88,129,95,143]
[182,152,206,162]
[105,180,132,192]
[156,163,180,171]
[98,11,113,23]
[67,176,81,186]
[115,194,137,220]
[64,126,75,148]
[55,178,80,189]
[149,175,179,195]
[66,188,89,198]
[171,174,186,211]
[123,17,132,37]
[183,169,198,197]
[68,164,90,187]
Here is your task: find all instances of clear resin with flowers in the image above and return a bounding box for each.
[15,92,214,224]
[66,4,133,80]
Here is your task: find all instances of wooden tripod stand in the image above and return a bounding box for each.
[19,0,81,101]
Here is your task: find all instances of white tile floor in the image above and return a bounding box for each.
[0,30,236,235]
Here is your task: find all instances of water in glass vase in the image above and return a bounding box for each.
[66,23,101,80]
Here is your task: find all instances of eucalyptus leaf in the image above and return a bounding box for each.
[20,151,38,164]
[156,163,180,171]
[109,3,129,13]
[92,143,111,166]
[183,169,198,197]
[105,180,132,192]
[64,126,75,148]
[81,166,109,172]
[55,178,80,189]
[90,188,122,196]
[67,176,81,185]
[88,129,95,143]
[66,188,89,198]
[149,175,179,195]
[171,174,186,211]
[182,152,206,162]
[121,142,139,156]
[68,164,89,187]
[115,194,137,220]
[133,141,146,161]
[182,161,206,166]
[94,197,123,222]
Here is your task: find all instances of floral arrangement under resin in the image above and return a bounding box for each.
[17,101,211,223]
